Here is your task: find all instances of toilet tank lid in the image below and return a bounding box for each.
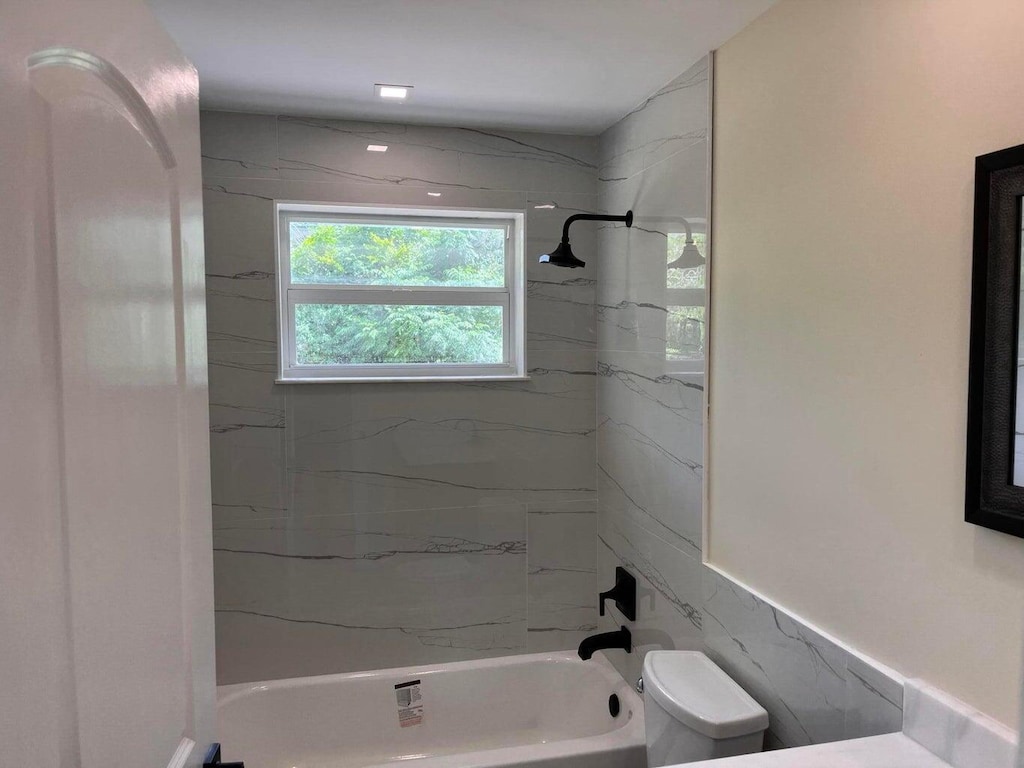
[642,651,769,740]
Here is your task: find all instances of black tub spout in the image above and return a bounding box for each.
[578,626,632,660]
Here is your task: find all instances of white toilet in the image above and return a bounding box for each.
[642,650,769,766]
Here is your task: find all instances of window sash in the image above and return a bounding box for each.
[286,292,512,370]
[279,210,514,291]
[275,203,524,382]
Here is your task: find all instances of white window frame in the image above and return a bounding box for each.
[275,202,526,383]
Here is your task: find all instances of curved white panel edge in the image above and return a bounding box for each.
[27,47,177,169]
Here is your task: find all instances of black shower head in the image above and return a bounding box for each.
[538,240,586,269]
[536,210,633,269]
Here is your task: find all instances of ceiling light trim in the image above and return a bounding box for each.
[375,83,413,101]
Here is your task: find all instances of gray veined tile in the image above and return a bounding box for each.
[527,499,599,651]
[206,173,529,214]
[598,56,709,182]
[526,277,597,352]
[526,204,598,353]
[701,567,848,748]
[843,654,904,739]
[215,607,527,685]
[276,117,464,188]
[212,502,290,527]
[526,191,604,241]
[284,353,596,515]
[454,128,597,189]
[596,514,703,686]
[209,415,288,514]
[527,499,597,570]
[597,352,705,431]
[205,293,277,358]
[635,58,708,172]
[214,504,528,683]
[209,401,285,436]
[206,351,283,418]
[597,147,709,362]
[596,415,702,559]
[201,111,281,179]
[201,182,276,276]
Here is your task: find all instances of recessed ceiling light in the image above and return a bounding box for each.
[366,144,388,152]
[375,83,412,100]
[427,192,442,197]
[534,203,556,209]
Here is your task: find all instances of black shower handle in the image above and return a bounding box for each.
[599,567,637,621]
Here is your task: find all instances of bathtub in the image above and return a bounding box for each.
[217,650,646,768]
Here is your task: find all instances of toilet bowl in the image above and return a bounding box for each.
[642,651,769,766]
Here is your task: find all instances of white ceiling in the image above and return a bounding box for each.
[148,0,775,135]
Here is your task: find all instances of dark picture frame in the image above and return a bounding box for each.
[966,143,1024,538]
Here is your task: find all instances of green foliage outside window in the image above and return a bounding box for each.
[289,222,506,365]
[289,222,504,286]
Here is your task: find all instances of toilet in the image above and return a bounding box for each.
[642,651,769,766]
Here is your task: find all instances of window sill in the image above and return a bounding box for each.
[275,374,531,384]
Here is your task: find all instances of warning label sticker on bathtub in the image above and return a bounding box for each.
[395,679,423,727]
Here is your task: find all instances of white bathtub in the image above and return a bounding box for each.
[217,650,646,768]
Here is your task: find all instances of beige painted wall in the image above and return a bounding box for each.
[710,0,1024,727]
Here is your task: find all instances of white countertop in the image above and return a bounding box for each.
[680,734,952,767]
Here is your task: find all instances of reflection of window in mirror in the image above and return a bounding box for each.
[666,231,706,376]
[1015,211,1024,486]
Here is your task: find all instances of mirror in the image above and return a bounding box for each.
[665,227,707,377]
[1016,198,1024,488]
[966,143,1024,536]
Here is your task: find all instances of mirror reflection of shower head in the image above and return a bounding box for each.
[538,210,633,269]
[667,217,706,270]
[667,240,705,269]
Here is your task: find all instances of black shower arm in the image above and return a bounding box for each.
[560,211,633,242]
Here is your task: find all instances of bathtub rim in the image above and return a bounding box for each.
[216,650,646,768]
[217,649,639,708]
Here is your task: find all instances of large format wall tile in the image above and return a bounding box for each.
[214,503,528,683]
[276,117,598,195]
[597,512,703,686]
[701,566,848,747]
[594,54,904,751]
[844,654,905,740]
[597,349,703,557]
[599,59,709,184]
[283,351,596,515]
[203,111,599,683]
[702,567,906,748]
[527,499,598,653]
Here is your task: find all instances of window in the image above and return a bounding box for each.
[276,203,525,382]
[666,231,707,376]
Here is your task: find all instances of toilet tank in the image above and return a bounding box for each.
[642,651,768,767]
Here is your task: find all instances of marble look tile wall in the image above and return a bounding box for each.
[594,53,711,693]
[593,56,906,750]
[201,111,600,684]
